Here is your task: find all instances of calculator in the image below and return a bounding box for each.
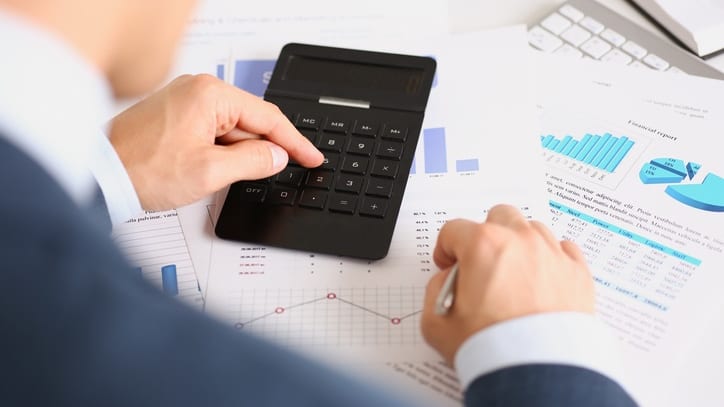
[215,43,436,259]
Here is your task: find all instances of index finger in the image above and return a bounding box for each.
[432,219,479,270]
[224,84,324,167]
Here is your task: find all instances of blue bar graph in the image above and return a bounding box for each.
[161,265,179,296]
[456,159,480,172]
[216,64,225,81]
[410,157,416,175]
[541,133,635,173]
[423,128,448,174]
[233,59,275,96]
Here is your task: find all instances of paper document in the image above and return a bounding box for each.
[199,27,541,407]
[536,55,724,407]
[112,210,204,308]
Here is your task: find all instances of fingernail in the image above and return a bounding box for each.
[270,144,288,170]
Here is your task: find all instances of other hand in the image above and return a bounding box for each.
[109,74,324,210]
[421,204,595,365]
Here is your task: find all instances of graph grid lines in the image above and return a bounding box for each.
[226,287,425,347]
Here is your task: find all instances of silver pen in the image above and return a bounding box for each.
[434,263,459,315]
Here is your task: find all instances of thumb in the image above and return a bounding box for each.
[210,139,288,185]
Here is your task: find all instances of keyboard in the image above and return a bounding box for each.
[215,43,436,260]
[528,0,724,80]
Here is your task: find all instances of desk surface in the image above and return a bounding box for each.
[449,1,723,406]
[449,0,724,71]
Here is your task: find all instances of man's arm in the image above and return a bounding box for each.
[421,205,638,406]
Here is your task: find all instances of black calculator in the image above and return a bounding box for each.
[215,43,436,259]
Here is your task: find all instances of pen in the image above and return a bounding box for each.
[434,263,459,315]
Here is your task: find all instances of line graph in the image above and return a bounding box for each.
[224,287,425,347]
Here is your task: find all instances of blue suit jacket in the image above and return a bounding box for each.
[0,137,637,406]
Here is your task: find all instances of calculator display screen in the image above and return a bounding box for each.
[281,55,425,95]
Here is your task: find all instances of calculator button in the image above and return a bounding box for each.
[359,197,388,218]
[347,137,374,156]
[256,176,273,184]
[335,174,364,194]
[328,195,358,214]
[382,125,407,141]
[297,115,321,130]
[377,141,404,160]
[320,153,340,170]
[352,122,378,137]
[341,157,369,174]
[239,183,267,202]
[299,189,327,209]
[365,178,393,197]
[317,133,345,152]
[285,112,298,124]
[371,159,399,179]
[305,170,333,189]
[324,118,350,133]
[267,187,297,206]
[276,167,307,187]
[300,129,318,144]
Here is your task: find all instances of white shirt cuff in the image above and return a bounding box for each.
[89,131,143,225]
[454,312,624,390]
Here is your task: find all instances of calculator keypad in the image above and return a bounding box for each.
[235,113,409,219]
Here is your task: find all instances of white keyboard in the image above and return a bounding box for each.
[529,0,724,80]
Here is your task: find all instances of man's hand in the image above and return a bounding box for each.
[110,74,324,210]
[421,205,595,365]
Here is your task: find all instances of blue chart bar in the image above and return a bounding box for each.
[541,133,635,173]
[410,157,416,175]
[456,159,479,172]
[233,59,275,96]
[161,265,179,296]
[216,64,225,81]
[423,128,448,174]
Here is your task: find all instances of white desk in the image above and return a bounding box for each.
[449,0,724,71]
[451,2,723,406]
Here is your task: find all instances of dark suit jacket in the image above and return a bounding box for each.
[0,136,637,406]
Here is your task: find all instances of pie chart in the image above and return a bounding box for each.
[639,158,724,212]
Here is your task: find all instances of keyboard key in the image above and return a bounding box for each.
[560,24,590,47]
[299,189,327,209]
[366,178,393,198]
[667,66,685,74]
[580,36,612,59]
[629,60,649,69]
[601,49,633,65]
[352,122,378,137]
[341,157,369,174]
[621,40,647,59]
[528,26,563,52]
[328,195,358,214]
[305,170,333,189]
[579,16,604,34]
[382,125,407,141]
[359,197,388,218]
[643,53,670,71]
[541,12,572,35]
[239,183,267,203]
[335,174,364,194]
[554,43,583,58]
[347,137,374,156]
[600,28,626,47]
[299,129,317,143]
[559,4,584,22]
[320,153,340,170]
[297,115,321,130]
[267,187,297,206]
[285,112,298,124]
[276,167,307,186]
[317,133,345,152]
[324,118,350,133]
[377,141,404,160]
[371,159,399,178]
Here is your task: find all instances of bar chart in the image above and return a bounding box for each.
[410,127,480,176]
[541,133,634,173]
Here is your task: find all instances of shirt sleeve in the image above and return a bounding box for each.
[89,131,142,225]
[454,312,627,392]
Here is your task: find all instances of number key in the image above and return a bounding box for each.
[305,170,333,189]
[347,137,374,156]
[317,133,345,152]
[335,174,364,194]
[341,157,369,174]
